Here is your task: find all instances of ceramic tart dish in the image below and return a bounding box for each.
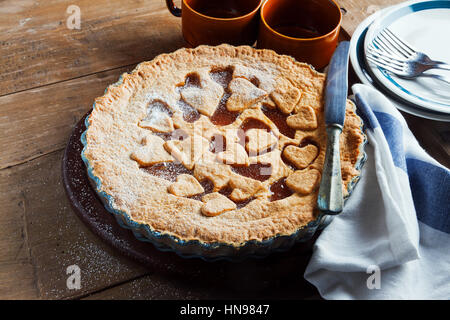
[81,44,367,261]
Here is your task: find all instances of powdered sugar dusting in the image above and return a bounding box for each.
[233,64,276,92]
[141,101,171,123]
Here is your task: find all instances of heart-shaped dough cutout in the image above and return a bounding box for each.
[168,174,204,197]
[216,143,249,166]
[139,114,174,133]
[164,135,210,170]
[226,78,267,112]
[131,134,174,166]
[246,129,278,156]
[270,78,302,114]
[228,175,264,202]
[201,192,236,217]
[286,106,318,130]
[286,169,321,195]
[180,71,224,116]
[194,162,232,191]
[283,144,318,169]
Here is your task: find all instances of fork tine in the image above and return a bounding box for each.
[366,55,403,71]
[380,30,412,58]
[378,30,410,58]
[373,36,398,56]
[366,56,404,75]
[367,45,411,64]
[385,28,415,55]
[367,49,406,68]
[372,37,405,59]
[374,34,406,58]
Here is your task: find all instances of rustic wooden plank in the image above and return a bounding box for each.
[0,154,38,299]
[0,65,132,170]
[0,0,184,96]
[338,0,405,35]
[0,150,150,299]
[0,262,37,299]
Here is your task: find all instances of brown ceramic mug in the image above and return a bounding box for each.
[166,0,263,47]
[257,0,342,70]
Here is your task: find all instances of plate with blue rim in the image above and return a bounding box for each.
[364,0,450,115]
[349,1,450,122]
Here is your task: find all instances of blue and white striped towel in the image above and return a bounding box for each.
[304,84,450,299]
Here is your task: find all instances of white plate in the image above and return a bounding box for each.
[349,3,450,122]
[364,0,450,115]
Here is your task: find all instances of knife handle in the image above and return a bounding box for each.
[317,124,344,214]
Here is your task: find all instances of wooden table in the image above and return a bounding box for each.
[1,0,448,300]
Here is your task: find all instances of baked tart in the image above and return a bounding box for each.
[81,44,366,260]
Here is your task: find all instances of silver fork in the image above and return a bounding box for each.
[372,28,450,70]
[366,52,450,84]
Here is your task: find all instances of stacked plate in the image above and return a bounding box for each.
[350,0,450,121]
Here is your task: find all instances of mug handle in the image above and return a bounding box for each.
[166,0,182,17]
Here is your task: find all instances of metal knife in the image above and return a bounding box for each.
[317,41,350,215]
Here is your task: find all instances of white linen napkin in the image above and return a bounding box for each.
[304,84,450,299]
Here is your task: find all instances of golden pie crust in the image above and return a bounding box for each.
[83,44,365,246]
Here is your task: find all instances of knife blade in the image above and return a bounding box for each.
[317,41,350,215]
